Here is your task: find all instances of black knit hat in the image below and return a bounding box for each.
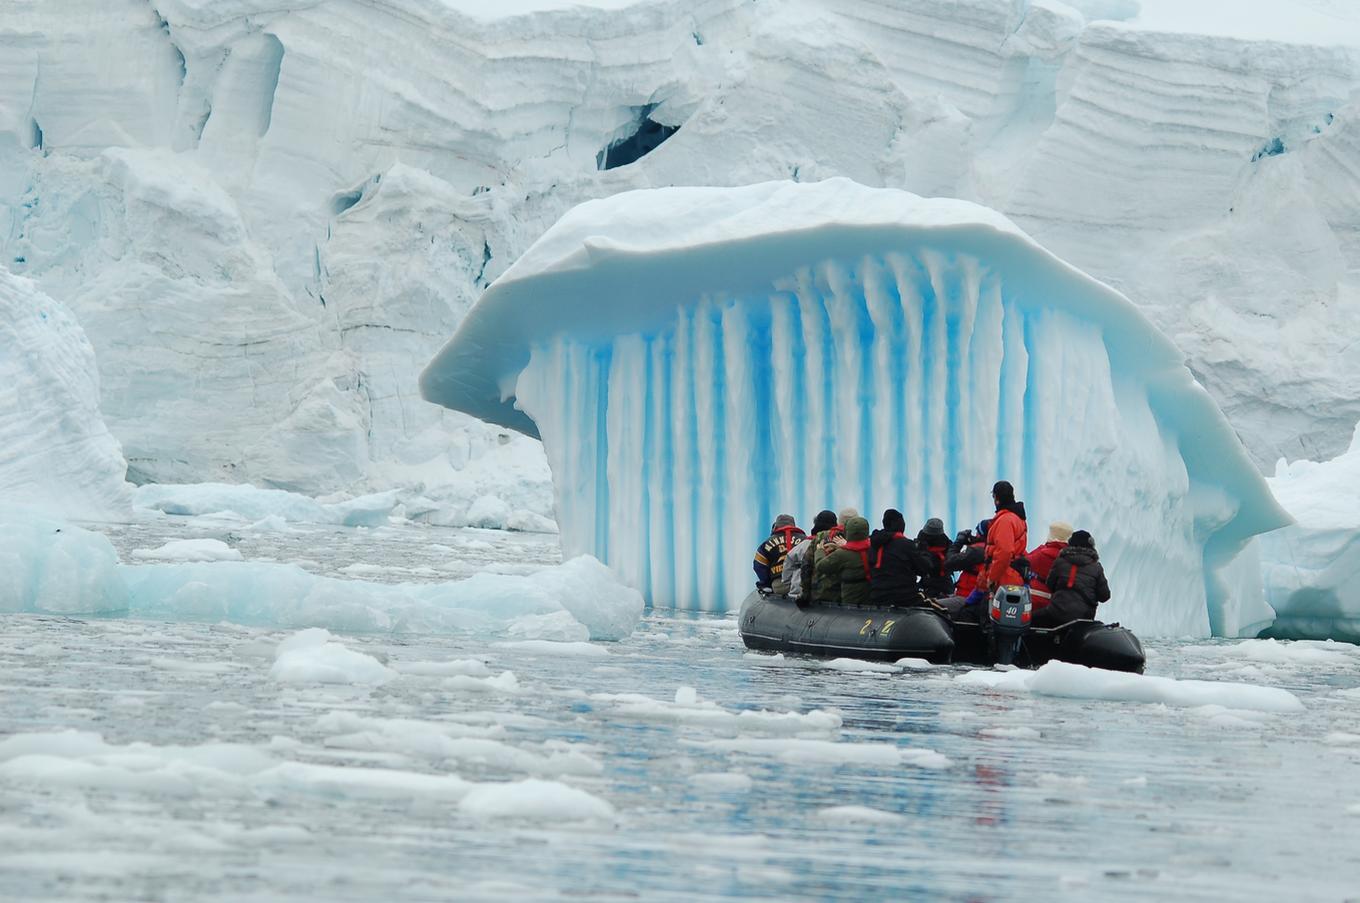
[812,509,837,534]
[1069,530,1094,549]
[882,508,906,533]
[921,517,947,539]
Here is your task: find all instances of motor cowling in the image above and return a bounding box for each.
[989,584,1032,632]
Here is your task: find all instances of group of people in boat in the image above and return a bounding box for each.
[752,480,1111,628]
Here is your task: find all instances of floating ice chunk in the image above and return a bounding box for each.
[815,658,901,674]
[817,806,908,824]
[978,726,1041,740]
[1186,705,1271,730]
[0,515,127,615]
[445,671,524,694]
[317,712,600,776]
[1183,638,1359,666]
[133,482,401,527]
[504,611,591,642]
[393,659,494,677]
[691,738,949,768]
[689,772,754,792]
[269,628,395,686]
[259,761,469,801]
[595,690,842,736]
[956,661,1305,713]
[1324,733,1360,746]
[493,640,608,657]
[457,779,615,821]
[130,539,243,563]
[121,553,641,640]
[0,730,277,797]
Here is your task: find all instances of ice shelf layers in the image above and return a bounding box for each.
[422,179,1289,636]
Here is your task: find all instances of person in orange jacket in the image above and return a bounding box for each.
[979,480,1028,595]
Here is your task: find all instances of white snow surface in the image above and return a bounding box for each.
[424,179,1287,635]
[5,0,1360,508]
[0,270,131,519]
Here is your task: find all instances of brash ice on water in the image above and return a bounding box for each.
[421,180,1289,637]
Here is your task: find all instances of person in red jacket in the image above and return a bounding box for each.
[980,480,1028,594]
[1026,521,1073,611]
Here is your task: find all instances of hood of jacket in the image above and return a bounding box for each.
[870,528,906,549]
[996,500,1027,521]
[1056,544,1098,566]
[843,516,870,542]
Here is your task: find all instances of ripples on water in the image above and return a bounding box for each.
[2,519,1358,902]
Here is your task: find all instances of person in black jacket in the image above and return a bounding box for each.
[868,509,934,607]
[1034,530,1111,627]
[915,517,955,599]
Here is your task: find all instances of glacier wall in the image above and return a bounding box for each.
[421,180,1289,636]
[0,268,131,520]
[4,0,1360,506]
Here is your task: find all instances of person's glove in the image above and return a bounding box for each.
[964,588,986,607]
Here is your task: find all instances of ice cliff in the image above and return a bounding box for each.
[422,179,1290,636]
[1259,425,1360,642]
[0,269,130,519]
[4,0,1360,505]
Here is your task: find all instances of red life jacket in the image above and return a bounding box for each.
[955,542,986,596]
[874,532,905,568]
[843,538,872,582]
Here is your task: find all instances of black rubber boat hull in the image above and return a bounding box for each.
[738,591,955,664]
[951,618,1146,673]
[738,591,1145,673]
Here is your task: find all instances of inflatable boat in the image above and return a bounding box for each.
[737,591,956,664]
[949,617,1145,673]
[737,591,1146,673]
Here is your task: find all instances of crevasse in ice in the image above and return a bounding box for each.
[421,179,1290,636]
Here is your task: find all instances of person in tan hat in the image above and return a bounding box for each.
[1026,521,1073,611]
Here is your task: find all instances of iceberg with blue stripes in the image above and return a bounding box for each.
[421,179,1290,637]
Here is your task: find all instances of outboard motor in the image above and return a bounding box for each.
[988,584,1032,666]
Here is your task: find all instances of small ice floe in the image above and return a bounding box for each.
[129,538,242,563]
[815,657,899,674]
[956,661,1305,714]
[393,658,493,677]
[316,712,601,777]
[816,805,907,825]
[1182,638,1358,667]
[978,726,1041,740]
[689,737,949,769]
[591,687,841,736]
[457,778,614,821]
[445,670,525,694]
[492,640,609,657]
[1324,732,1360,746]
[268,628,394,686]
[688,772,754,792]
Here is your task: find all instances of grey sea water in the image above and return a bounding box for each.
[1,519,1358,902]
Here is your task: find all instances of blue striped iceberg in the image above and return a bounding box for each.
[421,179,1289,636]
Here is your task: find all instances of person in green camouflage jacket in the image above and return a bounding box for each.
[813,515,873,605]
